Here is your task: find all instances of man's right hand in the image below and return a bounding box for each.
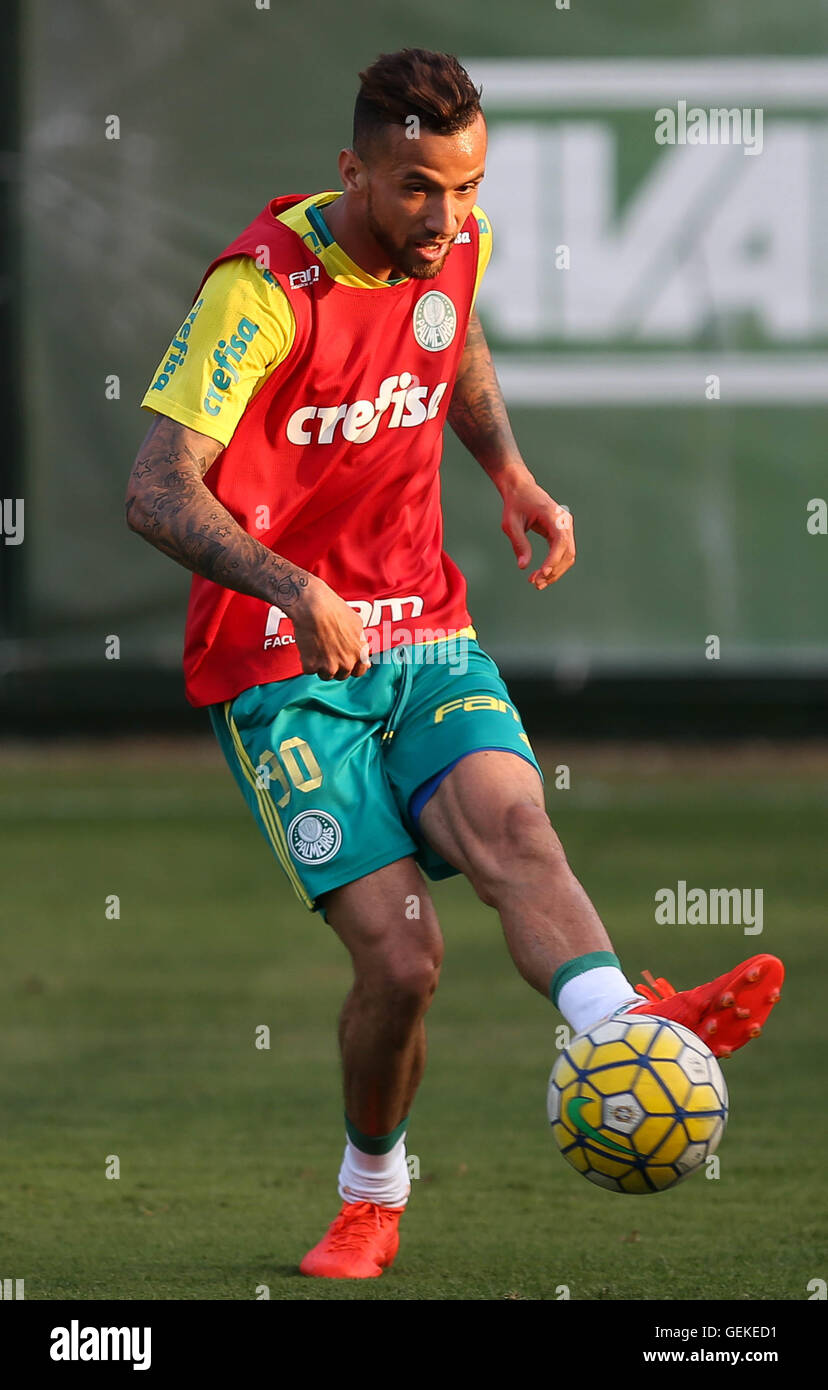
[291,576,371,681]
[126,416,371,682]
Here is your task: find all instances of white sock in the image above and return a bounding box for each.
[557,966,646,1035]
[338,1135,411,1208]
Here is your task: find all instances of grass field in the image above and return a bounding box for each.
[0,739,825,1302]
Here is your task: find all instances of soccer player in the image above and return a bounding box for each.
[126,49,783,1280]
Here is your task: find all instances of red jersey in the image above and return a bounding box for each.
[182,194,480,707]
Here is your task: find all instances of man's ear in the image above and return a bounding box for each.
[338,146,365,195]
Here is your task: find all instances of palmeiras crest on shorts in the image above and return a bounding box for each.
[412,291,457,352]
[287,810,342,864]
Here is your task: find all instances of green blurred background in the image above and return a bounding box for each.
[1,0,826,730]
[1,1,826,1309]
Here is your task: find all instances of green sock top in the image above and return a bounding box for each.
[345,1113,409,1156]
[548,951,621,1007]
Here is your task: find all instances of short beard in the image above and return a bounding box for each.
[365,188,452,280]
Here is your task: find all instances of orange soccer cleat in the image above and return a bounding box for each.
[299,1200,405,1279]
[624,953,784,1060]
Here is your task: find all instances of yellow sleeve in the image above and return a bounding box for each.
[140,256,296,447]
[471,203,492,309]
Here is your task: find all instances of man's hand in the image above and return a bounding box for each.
[291,577,371,681]
[126,414,370,679]
[446,314,575,590]
[499,471,575,591]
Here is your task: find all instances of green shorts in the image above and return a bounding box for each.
[208,637,541,913]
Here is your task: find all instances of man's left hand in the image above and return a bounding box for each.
[500,474,575,590]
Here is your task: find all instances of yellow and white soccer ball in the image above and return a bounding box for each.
[547,1014,728,1194]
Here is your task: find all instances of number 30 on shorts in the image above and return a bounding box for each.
[255,737,323,805]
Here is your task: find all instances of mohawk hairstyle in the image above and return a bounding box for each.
[353,48,483,159]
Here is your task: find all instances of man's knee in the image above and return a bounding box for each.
[382,944,444,1010]
[469,800,566,907]
[350,935,443,1036]
[341,906,444,1014]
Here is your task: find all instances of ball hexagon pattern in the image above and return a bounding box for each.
[547,1014,729,1194]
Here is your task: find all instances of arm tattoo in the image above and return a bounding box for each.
[125,415,309,608]
[447,313,523,479]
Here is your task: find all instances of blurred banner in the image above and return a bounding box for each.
[14,2,828,692]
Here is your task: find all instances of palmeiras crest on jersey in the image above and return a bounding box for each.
[288,810,342,864]
[412,291,457,352]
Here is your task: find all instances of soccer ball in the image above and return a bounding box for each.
[547,1014,728,1194]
